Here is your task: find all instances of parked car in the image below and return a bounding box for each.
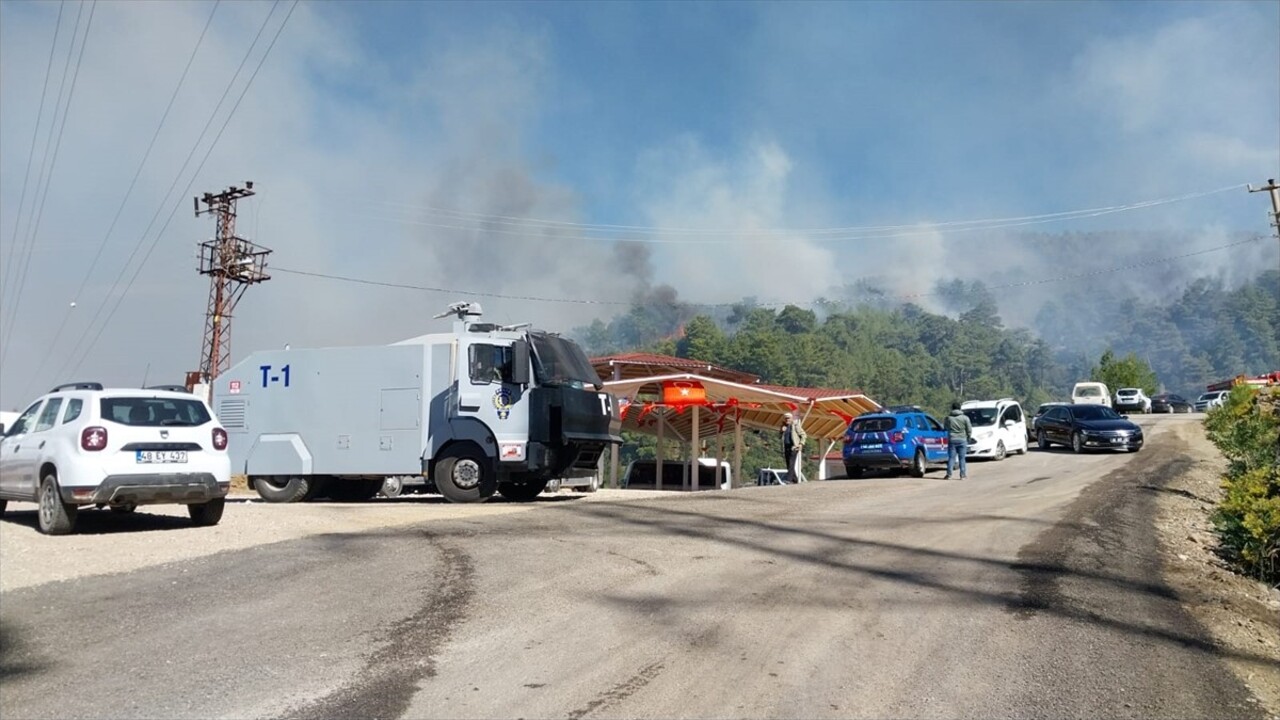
[0,410,17,436]
[1193,391,1228,413]
[0,382,231,534]
[1028,402,1069,441]
[622,458,730,490]
[842,405,949,478]
[1071,381,1112,407]
[1035,403,1144,453]
[1151,393,1193,414]
[960,398,1028,460]
[1113,388,1151,413]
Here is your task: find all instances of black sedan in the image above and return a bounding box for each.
[1151,393,1193,414]
[1035,403,1144,453]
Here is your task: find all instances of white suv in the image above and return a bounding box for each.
[1113,388,1151,413]
[0,383,231,535]
[961,398,1029,460]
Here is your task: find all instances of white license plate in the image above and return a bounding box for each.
[1110,437,1124,444]
[136,450,188,464]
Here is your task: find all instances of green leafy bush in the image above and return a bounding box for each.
[1205,385,1280,585]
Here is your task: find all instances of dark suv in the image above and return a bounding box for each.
[842,406,949,478]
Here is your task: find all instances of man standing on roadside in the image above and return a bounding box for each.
[944,401,972,480]
[782,412,807,484]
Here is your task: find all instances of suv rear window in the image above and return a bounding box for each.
[850,417,896,433]
[101,397,211,427]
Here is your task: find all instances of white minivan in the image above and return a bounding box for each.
[1072,381,1112,407]
[961,398,1029,460]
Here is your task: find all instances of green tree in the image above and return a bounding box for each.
[1090,350,1158,395]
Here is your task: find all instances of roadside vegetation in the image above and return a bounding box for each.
[1203,384,1280,586]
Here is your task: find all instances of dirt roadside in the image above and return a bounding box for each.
[0,487,679,593]
[1155,420,1280,717]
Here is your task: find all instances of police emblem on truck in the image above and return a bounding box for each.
[493,387,513,419]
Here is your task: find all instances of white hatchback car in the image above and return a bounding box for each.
[961,398,1029,460]
[0,383,231,535]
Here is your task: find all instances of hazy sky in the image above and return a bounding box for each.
[1,0,1277,408]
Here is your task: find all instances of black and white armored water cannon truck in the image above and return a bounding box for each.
[211,302,622,503]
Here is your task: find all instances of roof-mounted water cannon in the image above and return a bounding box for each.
[433,301,484,320]
[434,301,485,333]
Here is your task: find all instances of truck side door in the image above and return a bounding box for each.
[459,342,528,461]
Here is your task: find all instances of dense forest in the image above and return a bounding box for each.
[574,268,1279,479]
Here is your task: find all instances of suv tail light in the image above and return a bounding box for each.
[81,426,108,451]
[212,427,228,451]
[890,431,905,443]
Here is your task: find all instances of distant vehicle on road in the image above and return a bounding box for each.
[960,398,1028,460]
[1113,388,1151,413]
[1151,393,1193,414]
[1028,402,1069,441]
[1071,381,1112,407]
[0,410,17,435]
[1193,391,1228,413]
[1035,403,1144,453]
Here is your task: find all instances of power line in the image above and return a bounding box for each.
[45,0,285,388]
[1,0,66,310]
[32,0,221,396]
[270,236,1264,310]
[67,0,300,378]
[1,0,95,362]
[354,184,1245,242]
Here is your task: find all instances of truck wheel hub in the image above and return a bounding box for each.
[452,459,482,489]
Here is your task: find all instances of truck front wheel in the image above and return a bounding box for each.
[434,449,496,503]
[498,480,548,502]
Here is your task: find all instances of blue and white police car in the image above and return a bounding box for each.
[842,405,950,478]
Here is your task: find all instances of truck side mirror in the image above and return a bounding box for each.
[511,340,530,385]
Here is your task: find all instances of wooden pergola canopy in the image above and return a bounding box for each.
[591,353,883,489]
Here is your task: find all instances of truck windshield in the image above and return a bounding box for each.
[529,332,602,389]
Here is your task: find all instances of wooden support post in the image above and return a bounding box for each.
[818,438,836,480]
[656,407,665,491]
[733,417,743,489]
[610,441,620,490]
[715,428,724,490]
[690,405,700,491]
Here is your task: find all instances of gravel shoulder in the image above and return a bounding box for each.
[1153,420,1280,717]
[0,488,679,592]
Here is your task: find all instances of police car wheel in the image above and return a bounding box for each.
[910,449,926,478]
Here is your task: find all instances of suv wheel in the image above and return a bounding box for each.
[188,498,225,526]
[909,449,927,478]
[1037,430,1049,450]
[38,473,77,535]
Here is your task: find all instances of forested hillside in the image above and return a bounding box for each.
[577,269,1280,414]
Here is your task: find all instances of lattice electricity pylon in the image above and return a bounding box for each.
[194,181,271,384]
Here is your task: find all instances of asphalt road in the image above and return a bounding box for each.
[1,414,1270,719]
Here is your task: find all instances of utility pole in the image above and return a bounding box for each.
[1247,178,1280,271]
[190,182,271,398]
